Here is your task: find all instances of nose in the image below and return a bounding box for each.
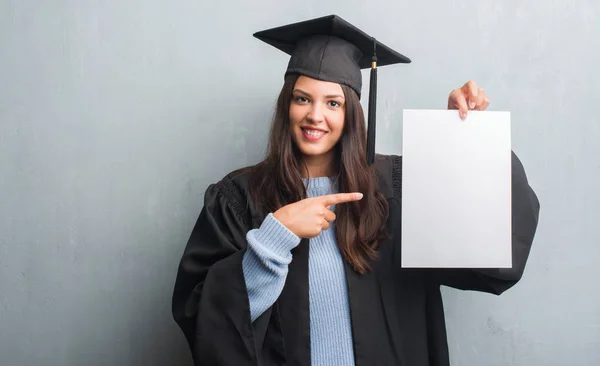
[306,102,325,124]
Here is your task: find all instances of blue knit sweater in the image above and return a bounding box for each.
[242,177,355,366]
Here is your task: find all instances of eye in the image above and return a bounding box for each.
[294,96,310,104]
[328,100,342,108]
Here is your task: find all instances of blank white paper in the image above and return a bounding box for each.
[401,110,512,268]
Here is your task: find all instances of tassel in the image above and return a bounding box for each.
[366,38,377,166]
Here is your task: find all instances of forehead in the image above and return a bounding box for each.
[293,75,344,96]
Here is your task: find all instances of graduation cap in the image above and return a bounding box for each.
[254,14,411,165]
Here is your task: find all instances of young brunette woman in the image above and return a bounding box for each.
[172,15,540,366]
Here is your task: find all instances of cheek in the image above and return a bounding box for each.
[330,112,345,135]
[289,105,303,126]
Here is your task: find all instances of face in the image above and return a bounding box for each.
[289,75,346,164]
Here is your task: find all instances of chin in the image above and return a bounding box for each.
[296,143,335,159]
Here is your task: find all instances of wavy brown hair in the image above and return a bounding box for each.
[248,74,389,274]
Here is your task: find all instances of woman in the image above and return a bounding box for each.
[172,15,540,366]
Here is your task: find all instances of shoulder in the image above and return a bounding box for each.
[204,165,256,218]
[374,154,402,200]
[216,166,254,197]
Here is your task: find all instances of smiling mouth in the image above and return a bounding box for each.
[301,128,327,141]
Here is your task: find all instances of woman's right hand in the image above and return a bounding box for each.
[273,192,363,238]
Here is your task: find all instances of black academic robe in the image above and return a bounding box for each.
[172,152,540,366]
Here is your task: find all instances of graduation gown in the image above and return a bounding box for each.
[172,152,540,366]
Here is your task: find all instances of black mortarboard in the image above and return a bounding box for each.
[254,14,411,165]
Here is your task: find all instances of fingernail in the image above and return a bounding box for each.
[469,102,476,109]
[355,193,363,199]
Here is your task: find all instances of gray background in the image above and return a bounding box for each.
[1,0,598,365]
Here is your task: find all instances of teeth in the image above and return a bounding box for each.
[304,129,325,137]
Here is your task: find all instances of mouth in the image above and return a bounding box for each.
[301,127,327,141]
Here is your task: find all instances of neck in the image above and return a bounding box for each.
[300,152,336,178]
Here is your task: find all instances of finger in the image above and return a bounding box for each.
[462,80,479,109]
[321,220,330,231]
[324,208,336,222]
[478,95,490,111]
[474,88,486,109]
[454,91,469,120]
[321,192,363,206]
[448,89,459,110]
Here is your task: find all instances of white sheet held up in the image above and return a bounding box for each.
[401,109,512,268]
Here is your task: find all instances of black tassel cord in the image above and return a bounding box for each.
[366,38,377,166]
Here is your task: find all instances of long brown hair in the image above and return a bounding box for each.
[249,74,389,274]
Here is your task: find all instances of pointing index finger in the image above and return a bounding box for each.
[320,192,363,206]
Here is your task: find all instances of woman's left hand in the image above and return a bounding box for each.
[448,80,490,120]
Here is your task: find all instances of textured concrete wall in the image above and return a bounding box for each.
[1,1,598,365]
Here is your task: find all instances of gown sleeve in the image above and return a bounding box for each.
[171,178,265,365]
[432,151,541,295]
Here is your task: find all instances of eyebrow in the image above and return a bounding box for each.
[293,88,345,99]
